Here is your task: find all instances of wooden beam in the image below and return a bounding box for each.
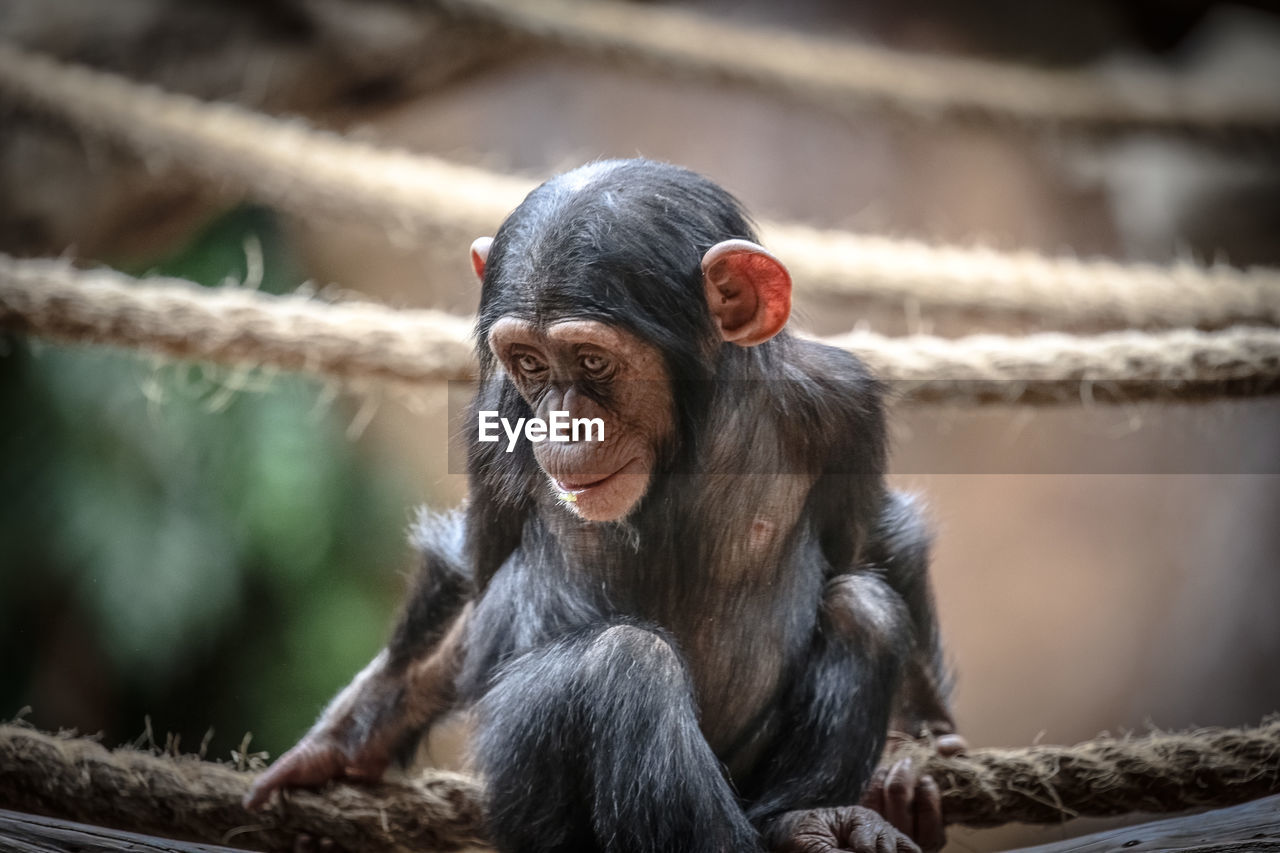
[0,808,259,853]
[1003,794,1280,852]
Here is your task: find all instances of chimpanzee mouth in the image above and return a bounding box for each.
[551,459,640,497]
[552,471,616,495]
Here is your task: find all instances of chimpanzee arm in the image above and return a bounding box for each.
[856,492,966,853]
[865,492,961,744]
[244,509,473,809]
[761,491,963,852]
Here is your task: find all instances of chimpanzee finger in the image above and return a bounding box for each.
[846,816,883,853]
[912,774,945,853]
[244,742,345,810]
[243,759,298,811]
[934,733,968,757]
[892,828,923,853]
[861,764,889,814]
[871,822,921,853]
[293,834,315,853]
[883,757,916,836]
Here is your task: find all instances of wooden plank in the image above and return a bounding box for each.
[1003,794,1280,852]
[0,808,260,853]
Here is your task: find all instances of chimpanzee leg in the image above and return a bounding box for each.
[474,623,762,853]
[741,572,915,852]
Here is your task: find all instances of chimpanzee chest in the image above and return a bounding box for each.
[625,566,822,757]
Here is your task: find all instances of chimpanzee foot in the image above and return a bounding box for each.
[773,805,921,853]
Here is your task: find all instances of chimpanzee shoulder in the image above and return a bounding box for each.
[767,336,887,468]
[764,336,889,572]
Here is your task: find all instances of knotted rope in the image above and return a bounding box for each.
[2,44,1278,332]
[4,255,1279,404]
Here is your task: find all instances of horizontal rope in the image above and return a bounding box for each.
[770,226,1280,331]
[0,256,477,385]
[0,43,523,239]
[0,720,1277,849]
[434,0,1280,132]
[3,255,1279,405]
[826,326,1280,402]
[906,718,1280,826]
[0,725,482,852]
[2,43,1278,333]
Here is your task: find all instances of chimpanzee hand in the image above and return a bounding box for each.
[773,805,921,853]
[860,733,967,853]
[242,727,392,811]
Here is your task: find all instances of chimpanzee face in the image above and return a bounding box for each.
[471,208,792,523]
[487,317,673,521]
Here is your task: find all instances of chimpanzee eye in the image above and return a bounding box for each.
[513,351,547,377]
[579,352,612,379]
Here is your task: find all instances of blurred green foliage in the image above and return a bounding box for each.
[0,207,417,759]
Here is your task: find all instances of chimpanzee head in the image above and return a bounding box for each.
[469,159,792,521]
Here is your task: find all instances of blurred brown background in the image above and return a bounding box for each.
[2,1,1279,850]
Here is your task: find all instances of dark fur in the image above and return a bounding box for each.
[390,508,471,669]
[388,160,951,852]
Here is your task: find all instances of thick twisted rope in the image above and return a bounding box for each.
[901,719,1280,826]
[3,255,1279,405]
[432,0,1280,133]
[2,44,1278,333]
[769,226,1280,332]
[0,726,482,852]
[1,721,1278,851]
[0,256,476,385]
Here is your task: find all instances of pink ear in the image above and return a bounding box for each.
[700,239,792,346]
[470,236,493,281]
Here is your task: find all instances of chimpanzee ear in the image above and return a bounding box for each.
[701,239,792,346]
[470,237,493,281]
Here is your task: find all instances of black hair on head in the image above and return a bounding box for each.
[474,159,759,383]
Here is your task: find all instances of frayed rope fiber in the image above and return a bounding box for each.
[0,725,483,852]
[1,721,1278,851]
[2,43,1278,333]
[900,718,1280,826]
[3,256,1280,405]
